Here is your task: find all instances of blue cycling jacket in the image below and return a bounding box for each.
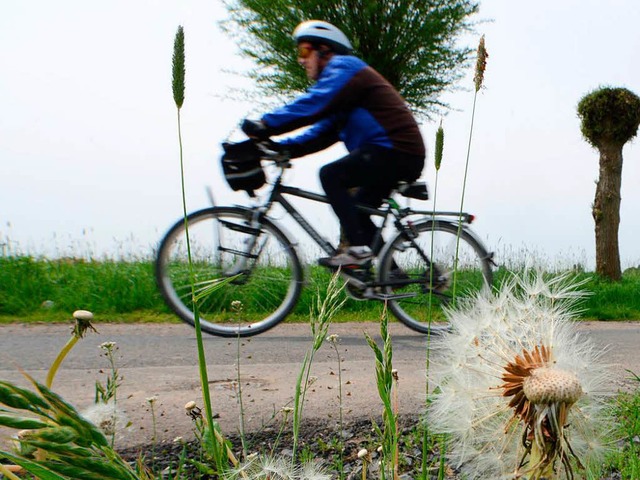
[261,55,425,158]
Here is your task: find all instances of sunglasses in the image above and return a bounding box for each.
[297,44,315,59]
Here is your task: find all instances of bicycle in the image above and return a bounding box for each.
[155,140,495,337]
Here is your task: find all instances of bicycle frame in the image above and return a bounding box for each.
[225,163,481,286]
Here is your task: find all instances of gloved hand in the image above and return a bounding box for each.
[241,118,270,140]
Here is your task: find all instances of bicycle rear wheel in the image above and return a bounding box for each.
[155,207,302,337]
[378,220,493,334]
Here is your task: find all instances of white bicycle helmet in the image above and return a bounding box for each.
[293,20,353,55]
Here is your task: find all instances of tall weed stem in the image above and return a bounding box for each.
[292,273,345,463]
[365,306,398,479]
[46,310,96,389]
[328,334,345,477]
[172,25,226,472]
[453,35,488,299]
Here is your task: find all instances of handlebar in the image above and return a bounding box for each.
[254,140,292,168]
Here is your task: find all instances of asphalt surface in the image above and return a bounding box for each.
[1,321,639,450]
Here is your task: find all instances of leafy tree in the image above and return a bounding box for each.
[222,0,479,118]
[577,87,640,281]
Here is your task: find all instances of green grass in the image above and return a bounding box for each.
[1,256,640,323]
[601,372,640,478]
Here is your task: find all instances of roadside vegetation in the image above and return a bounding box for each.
[1,267,640,479]
[1,254,640,324]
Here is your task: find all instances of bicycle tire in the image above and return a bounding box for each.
[378,220,493,334]
[155,207,303,337]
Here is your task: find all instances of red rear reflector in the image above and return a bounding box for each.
[468,214,475,224]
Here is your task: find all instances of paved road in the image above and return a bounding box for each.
[1,321,639,450]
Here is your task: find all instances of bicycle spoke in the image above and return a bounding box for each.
[156,208,302,337]
[378,220,492,333]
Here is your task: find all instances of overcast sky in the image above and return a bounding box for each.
[1,0,639,269]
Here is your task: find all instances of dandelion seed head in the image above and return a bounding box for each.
[228,454,329,480]
[427,270,612,479]
[82,402,128,437]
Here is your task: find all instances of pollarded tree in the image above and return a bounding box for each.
[223,0,479,119]
[577,87,640,281]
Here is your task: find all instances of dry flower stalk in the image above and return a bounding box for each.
[473,35,488,92]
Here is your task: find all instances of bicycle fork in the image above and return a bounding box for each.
[216,211,266,280]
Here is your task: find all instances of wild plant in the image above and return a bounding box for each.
[326,333,345,477]
[231,301,249,459]
[453,35,488,299]
[420,117,445,480]
[91,340,125,448]
[184,400,241,476]
[94,341,121,405]
[419,39,490,478]
[0,312,150,480]
[364,306,399,479]
[171,24,232,475]
[291,272,345,463]
[45,310,97,389]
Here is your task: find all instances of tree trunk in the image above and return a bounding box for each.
[592,143,623,281]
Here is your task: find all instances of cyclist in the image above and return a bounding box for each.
[242,20,425,268]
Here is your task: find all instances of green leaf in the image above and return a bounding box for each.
[22,440,94,458]
[0,450,69,480]
[0,376,49,411]
[0,414,48,430]
[32,426,78,444]
[0,382,49,412]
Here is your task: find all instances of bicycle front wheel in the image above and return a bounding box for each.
[378,220,493,334]
[155,207,303,337]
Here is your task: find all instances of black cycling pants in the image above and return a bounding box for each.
[319,145,424,250]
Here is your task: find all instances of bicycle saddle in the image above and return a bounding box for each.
[397,181,429,201]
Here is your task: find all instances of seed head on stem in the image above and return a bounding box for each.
[473,35,488,92]
[172,26,185,109]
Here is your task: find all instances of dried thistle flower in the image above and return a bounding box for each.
[72,309,97,338]
[172,25,185,109]
[184,400,203,421]
[473,35,488,92]
[427,270,612,479]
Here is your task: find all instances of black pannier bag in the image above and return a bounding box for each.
[221,140,266,195]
